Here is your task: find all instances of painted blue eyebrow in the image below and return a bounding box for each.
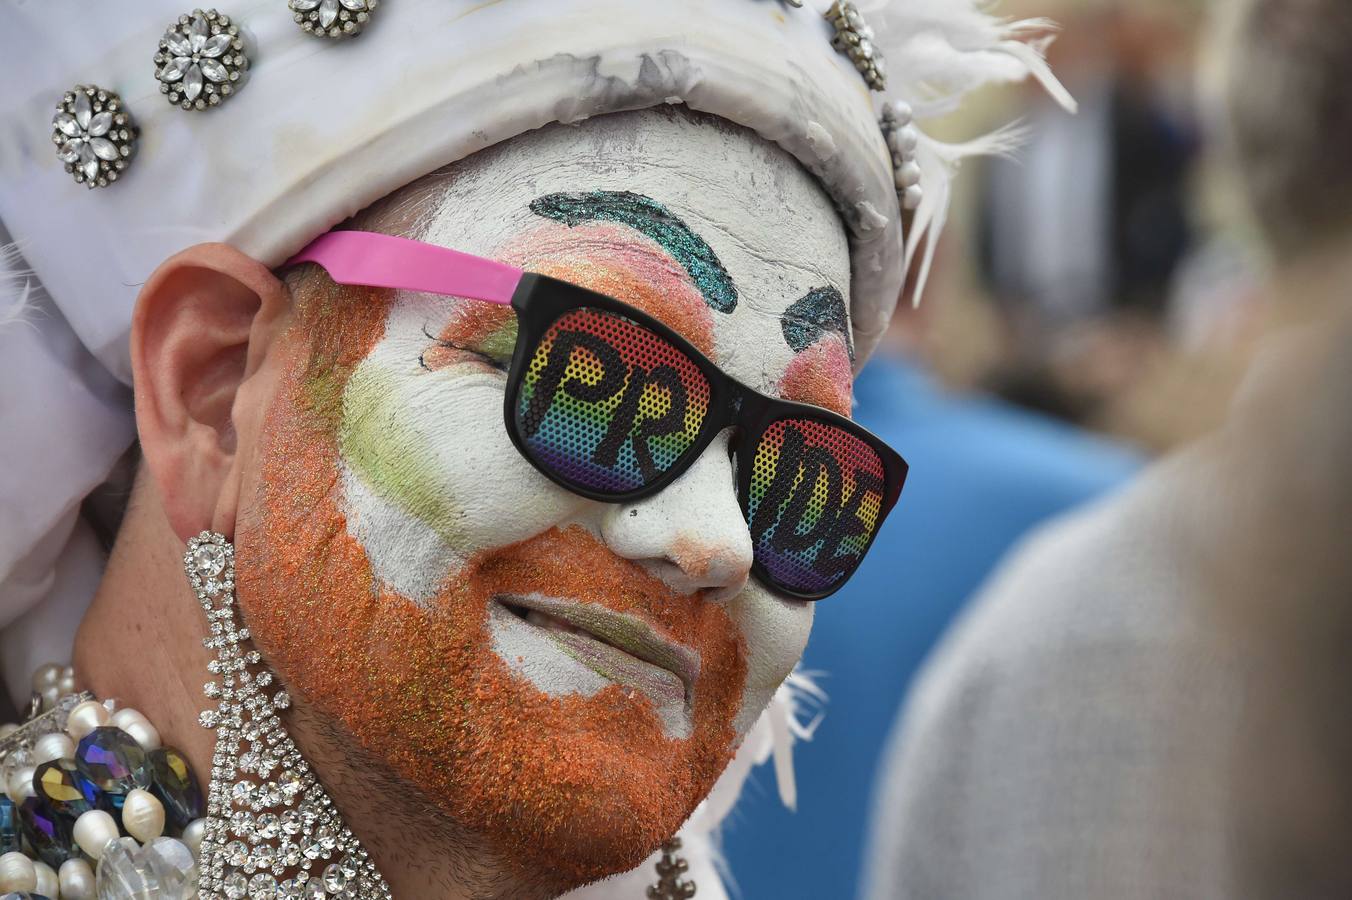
[528,190,739,314]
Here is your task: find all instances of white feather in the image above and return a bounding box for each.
[810,0,1075,305]
[0,242,39,331]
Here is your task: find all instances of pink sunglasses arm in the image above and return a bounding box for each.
[285,231,524,306]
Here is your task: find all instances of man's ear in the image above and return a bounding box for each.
[131,243,291,543]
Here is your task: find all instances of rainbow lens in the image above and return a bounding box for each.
[515,307,713,494]
[746,417,888,595]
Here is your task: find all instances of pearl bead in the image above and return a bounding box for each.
[0,851,37,893]
[121,788,166,843]
[73,809,120,860]
[60,858,96,900]
[5,766,35,804]
[109,708,144,730]
[32,860,58,898]
[58,673,78,695]
[39,684,62,712]
[120,719,161,752]
[33,732,75,765]
[59,854,95,897]
[903,184,925,210]
[889,100,913,125]
[897,126,919,154]
[66,699,111,742]
[66,699,110,742]
[182,818,206,857]
[898,160,923,188]
[31,662,64,692]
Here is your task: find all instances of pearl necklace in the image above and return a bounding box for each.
[1,685,204,899]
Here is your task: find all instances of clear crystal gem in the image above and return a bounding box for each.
[248,872,278,898]
[318,0,340,29]
[202,33,233,58]
[279,810,302,835]
[230,810,253,837]
[225,871,249,899]
[321,863,346,893]
[200,59,228,83]
[73,91,91,129]
[278,841,302,867]
[226,840,249,866]
[255,813,280,840]
[192,544,226,578]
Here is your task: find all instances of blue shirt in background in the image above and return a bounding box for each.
[721,353,1141,900]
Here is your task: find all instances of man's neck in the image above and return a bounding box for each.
[74,478,552,900]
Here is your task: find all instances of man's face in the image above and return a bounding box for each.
[235,108,853,885]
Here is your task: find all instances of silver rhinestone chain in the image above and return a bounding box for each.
[185,532,392,900]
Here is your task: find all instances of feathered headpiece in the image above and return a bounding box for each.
[827,0,1077,306]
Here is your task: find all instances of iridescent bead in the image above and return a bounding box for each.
[74,727,149,815]
[148,746,204,836]
[31,759,97,819]
[17,798,76,869]
[0,797,19,855]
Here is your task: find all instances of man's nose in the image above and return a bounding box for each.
[599,430,754,603]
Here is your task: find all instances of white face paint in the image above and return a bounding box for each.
[336,107,853,739]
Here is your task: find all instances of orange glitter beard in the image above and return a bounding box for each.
[235,287,746,888]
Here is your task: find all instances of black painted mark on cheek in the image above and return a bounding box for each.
[781,286,853,362]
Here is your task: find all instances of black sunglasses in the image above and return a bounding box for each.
[289,231,908,599]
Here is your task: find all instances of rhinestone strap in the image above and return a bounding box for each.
[185,531,391,899]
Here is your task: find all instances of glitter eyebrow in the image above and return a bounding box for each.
[528,190,739,314]
[780,286,854,362]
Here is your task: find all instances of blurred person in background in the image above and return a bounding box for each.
[863,0,1352,896]
[722,238,1139,900]
[975,4,1201,427]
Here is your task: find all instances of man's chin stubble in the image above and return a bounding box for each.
[288,697,568,900]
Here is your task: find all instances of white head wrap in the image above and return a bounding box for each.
[0,0,1068,884]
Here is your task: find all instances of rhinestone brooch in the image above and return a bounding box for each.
[184,532,392,899]
[824,1,886,91]
[51,86,137,189]
[289,0,379,38]
[155,8,250,111]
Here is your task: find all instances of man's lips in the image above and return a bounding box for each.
[495,593,702,703]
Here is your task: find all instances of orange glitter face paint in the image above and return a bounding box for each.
[235,276,746,890]
[778,335,854,417]
[499,219,718,357]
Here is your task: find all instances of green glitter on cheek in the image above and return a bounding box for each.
[477,319,518,364]
[338,358,467,546]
